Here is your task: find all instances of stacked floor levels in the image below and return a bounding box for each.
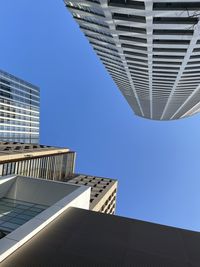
[0,142,118,214]
[65,1,200,120]
[0,70,39,143]
[65,174,117,214]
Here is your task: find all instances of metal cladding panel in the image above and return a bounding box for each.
[1,207,200,266]
[65,0,200,120]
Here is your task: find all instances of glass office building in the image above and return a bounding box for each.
[0,69,39,143]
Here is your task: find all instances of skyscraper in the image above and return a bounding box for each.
[0,69,39,143]
[65,1,200,120]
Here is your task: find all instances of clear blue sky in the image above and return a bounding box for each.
[1,0,200,231]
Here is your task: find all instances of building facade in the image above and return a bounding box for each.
[0,175,90,262]
[65,174,117,214]
[1,207,200,266]
[0,69,39,143]
[65,1,200,120]
[0,142,75,180]
[0,142,118,215]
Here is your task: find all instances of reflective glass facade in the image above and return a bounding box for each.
[0,70,39,143]
[0,198,47,236]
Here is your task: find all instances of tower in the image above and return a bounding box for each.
[0,69,40,143]
[65,1,200,120]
